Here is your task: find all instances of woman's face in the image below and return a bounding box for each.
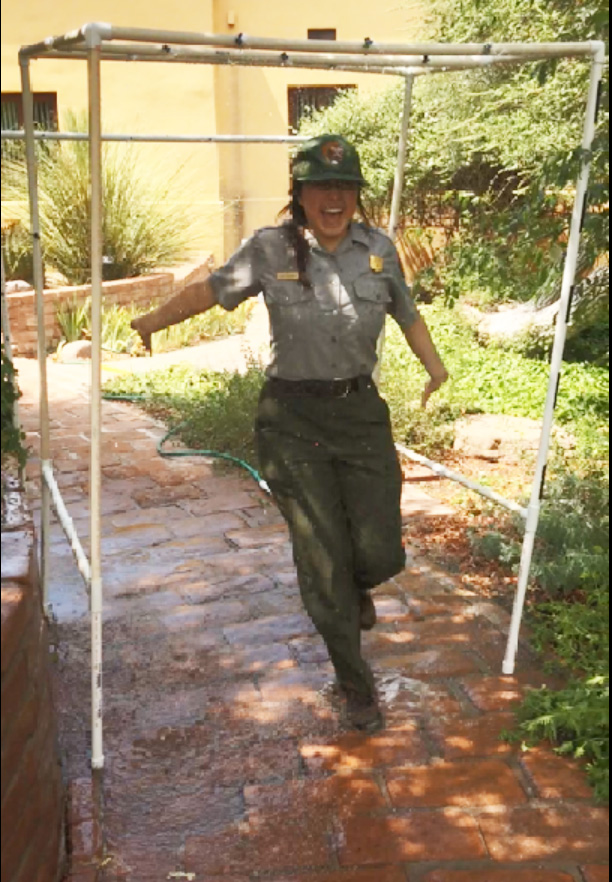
[299,181,360,252]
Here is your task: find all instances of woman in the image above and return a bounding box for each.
[132,135,449,733]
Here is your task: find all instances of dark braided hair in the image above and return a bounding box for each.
[279,183,372,289]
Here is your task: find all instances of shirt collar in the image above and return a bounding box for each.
[306,222,370,256]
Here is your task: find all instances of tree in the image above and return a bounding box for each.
[301,0,609,357]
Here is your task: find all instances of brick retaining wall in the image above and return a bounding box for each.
[1,527,66,882]
[6,256,214,358]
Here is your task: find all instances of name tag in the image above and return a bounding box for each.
[370,255,384,274]
[277,272,300,281]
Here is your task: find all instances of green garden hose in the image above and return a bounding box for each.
[102,392,271,495]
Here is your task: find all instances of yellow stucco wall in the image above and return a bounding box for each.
[212,0,426,256]
[2,1,425,265]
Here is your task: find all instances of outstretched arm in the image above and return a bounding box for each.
[404,316,449,408]
[131,279,218,352]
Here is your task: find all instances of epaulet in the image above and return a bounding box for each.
[254,225,290,245]
[353,224,394,255]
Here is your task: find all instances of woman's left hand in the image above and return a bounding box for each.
[421,369,450,409]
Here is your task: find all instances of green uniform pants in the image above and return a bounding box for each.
[256,379,406,696]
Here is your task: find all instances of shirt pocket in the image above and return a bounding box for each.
[353,276,392,307]
[265,281,312,307]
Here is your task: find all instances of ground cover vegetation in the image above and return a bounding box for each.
[106,0,609,798]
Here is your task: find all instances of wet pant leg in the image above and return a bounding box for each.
[335,392,406,593]
[256,392,375,695]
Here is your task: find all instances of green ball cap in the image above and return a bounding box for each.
[292,135,368,186]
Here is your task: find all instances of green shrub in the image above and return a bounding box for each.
[530,469,610,602]
[57,297,92,344]
[1,343,27,467]
[477,462,610,801]
[517,674,609,802]
[1,111,193,286]
[56,299,255,354]
[1,221,35,285]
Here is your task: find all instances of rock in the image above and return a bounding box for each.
[453,414,543,462]
[1,468,31,531]
[5,280,34,294]
[461,301,559,342]
[56,340,93,362]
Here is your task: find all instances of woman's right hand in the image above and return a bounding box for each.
[130,317,153,354]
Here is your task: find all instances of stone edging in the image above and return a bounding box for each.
[6,256,214,358]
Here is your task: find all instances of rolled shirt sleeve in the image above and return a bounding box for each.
[209,234,264,311]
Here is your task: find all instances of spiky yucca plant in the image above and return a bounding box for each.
[1,111,193,286]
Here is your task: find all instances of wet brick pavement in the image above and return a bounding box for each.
[14,354,610,882]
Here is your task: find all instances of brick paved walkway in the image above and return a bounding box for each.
[15,352,609,882]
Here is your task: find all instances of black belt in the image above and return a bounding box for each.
[268,375,374,398]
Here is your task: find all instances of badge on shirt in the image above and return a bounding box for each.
[277,272,300,281]
[370,255,384,274]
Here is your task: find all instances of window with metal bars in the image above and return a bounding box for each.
[1,93,58,132]
[288,85,356,133]
[308,29,337,41]
[1,92,58,160]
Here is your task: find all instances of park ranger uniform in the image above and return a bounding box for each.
[210,218,420,701]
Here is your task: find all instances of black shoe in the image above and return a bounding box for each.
[359,592,378,631]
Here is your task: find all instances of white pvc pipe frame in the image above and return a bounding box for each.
[16,23,605,770]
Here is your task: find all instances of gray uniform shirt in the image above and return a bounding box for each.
[209,222,420,381]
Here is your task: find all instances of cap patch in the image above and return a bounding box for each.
[321,140,345,167]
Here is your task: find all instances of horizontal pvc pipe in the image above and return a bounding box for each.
[84,26,607,58]
[1,130,309,144]
[68,43,533,69]
[396,443,529,519]
[19,24,601,62]
[37,44,559,74]
[35,47,415,76]
[42,461,92,587]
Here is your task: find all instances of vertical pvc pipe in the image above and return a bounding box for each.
[20,58,52,610]
[375,75,415,384]
[389,75,415,240]
[503,47,605,676]
[88,42,105,771]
